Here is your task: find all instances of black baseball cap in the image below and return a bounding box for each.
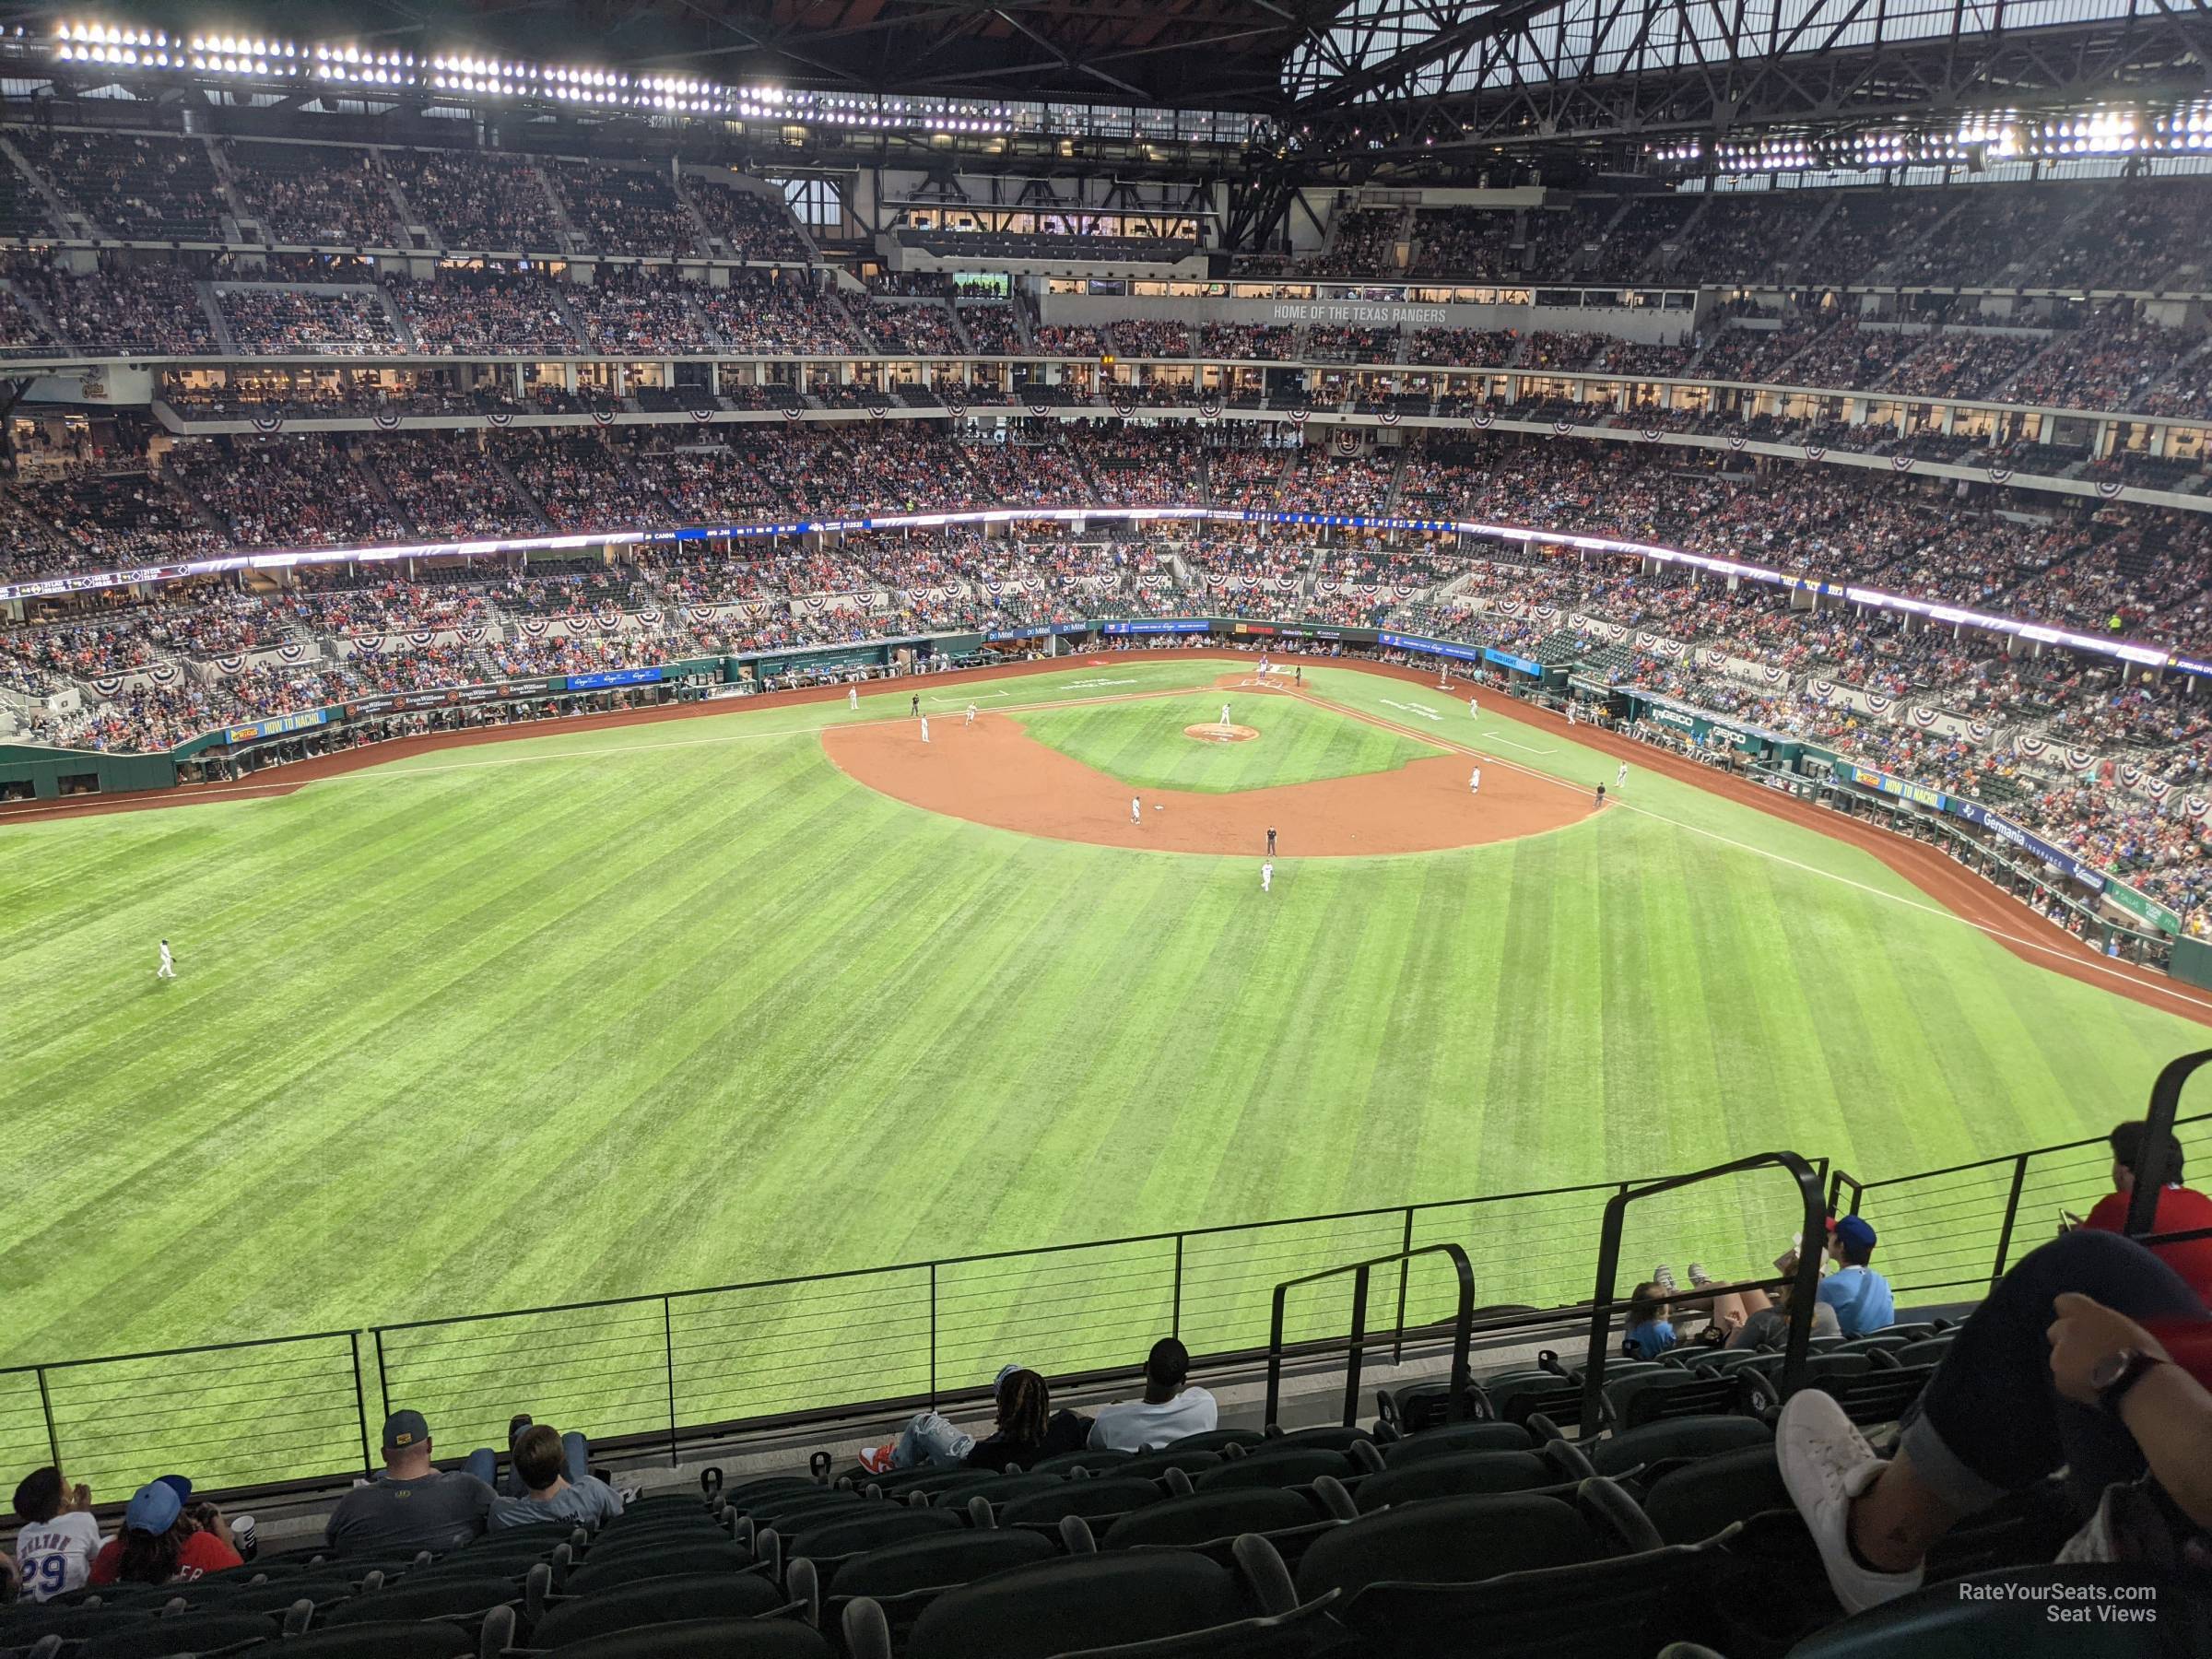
[382,1409,430,1451]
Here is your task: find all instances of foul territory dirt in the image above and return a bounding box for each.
[822,688,1589,857]
[4,649,2203,1024]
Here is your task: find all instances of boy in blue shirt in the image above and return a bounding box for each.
[1818,1215,1895,1335]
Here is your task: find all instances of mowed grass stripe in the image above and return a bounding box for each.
[1,659,2202,1421]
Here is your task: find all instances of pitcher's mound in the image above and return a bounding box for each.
[1186,724,1260,744]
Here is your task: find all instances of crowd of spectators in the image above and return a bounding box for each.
[226,142,405,247]
[386,268,582,356]
[216,283,401,355]
[566,267,715,356]
[380,151,567,252]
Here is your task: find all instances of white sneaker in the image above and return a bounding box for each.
[1776,1389,1924,1614]
[1652,1264,1678,1292]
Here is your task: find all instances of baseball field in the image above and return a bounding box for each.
[3,653,2199,1405]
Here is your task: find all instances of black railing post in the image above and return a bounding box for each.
[35,1366,59,1469]
[1171,1234,1183,1341]
[1393,1207,1414,1364]
[371,1329,391,1426]
[2128,1049,2212,1236]
[928,1263,939,1409]
[347,1335,374,1480]
[662,1297,679,1469]
[1990,1153,2030,1289]
[1342,1266,1372,1429]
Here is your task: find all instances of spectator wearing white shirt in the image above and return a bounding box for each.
[1087,1337,1219,1452]
[10,1466,104,1601]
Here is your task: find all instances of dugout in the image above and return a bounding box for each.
[0,743,177,799]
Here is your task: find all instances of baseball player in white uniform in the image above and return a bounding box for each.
[920,715,931,744]
[1469,767,1481,795]
[1261,861,1273,893]
[1220,702,1231,729]
[1131,796,1141,824]
[848,687,858,710]
[966,703,977,726]
[157,939,175,980]
[1468,695,1479,719]
[1617,761,1628,786]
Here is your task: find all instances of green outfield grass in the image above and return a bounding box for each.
[1,653,2200,1488]
[1011,687,1436,793]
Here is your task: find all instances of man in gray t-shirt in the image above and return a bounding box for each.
[324,1410,494,1559]
[488,1424,624,1532]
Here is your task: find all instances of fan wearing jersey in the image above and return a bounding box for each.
[11,1467,102,1602]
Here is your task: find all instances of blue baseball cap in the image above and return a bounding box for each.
[124,1481,183,1535]
[994,1364,1023,1397]
[1833,1215,1877,1252]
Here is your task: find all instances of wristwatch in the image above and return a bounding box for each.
[2089,1347,2170,1415]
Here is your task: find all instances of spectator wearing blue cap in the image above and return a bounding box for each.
[86,1480,241,1586]
[1818,1215,1894,1335]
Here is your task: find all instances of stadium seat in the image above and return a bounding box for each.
[909,1473,1065,1510]
[525,1572,790,1649]
[1324,1538,1730,1659]
[888,1549,1270,1659]
[562,1541,755,1596]
[1894,1338,1956,1368]
[580,1523,731,1563]
[1100,1486,1320,1551]
[1258,1425,1372,1452]
[1641,1444,1793,1545]
[995,1477,1166,1527]
[1605,1368,1761,1429]
[1159,1430,1266,1454]
[279,1620,475,1658]
[1784,1564,2212,1657]
[1378,1420,1536,1464]
[322,1575,517,1630]
[0,1606,149,1644]
[1114,1449,1223,1481]
[76,1612,282,1658]
[1350,1449,1564,1512]
[763,1505,965,1580]
[1029,1450,1133,1477]
[1584,1415,1773,1479]
[1193,1448,1353,1491]
[175,1576,360,1618]
[1295,1491,1607,1604]
[1477,1371,1589,1427]
[541,1619,832,1658]
[809,1529,1058,1637]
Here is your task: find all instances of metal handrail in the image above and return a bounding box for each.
[1580,1151,1829,1438]
[1263,1242,1475,1431]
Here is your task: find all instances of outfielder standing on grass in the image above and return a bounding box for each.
[1617,761,1629,786]
[1261,861,1273,893]
[848,687,858,711]
[156,939,175,981]
[1469,695,1479,720]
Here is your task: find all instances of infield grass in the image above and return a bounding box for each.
[2,652,2202,1488]
[1012,688,1436,793]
